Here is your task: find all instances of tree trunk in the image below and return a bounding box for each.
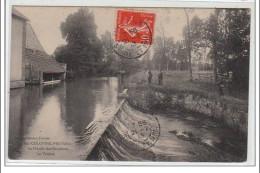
[212,10,220,83]
[212,41,218,83]
[184,9,193,81]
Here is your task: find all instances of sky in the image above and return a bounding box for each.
[15,6,214,55]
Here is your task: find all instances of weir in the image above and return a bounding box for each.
[77,98,126,159]
[79,97,161,160]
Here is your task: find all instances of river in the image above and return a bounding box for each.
[8,77,118,160]
[8,77,247,162]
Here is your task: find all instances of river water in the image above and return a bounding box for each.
[8,77,247,162]
[8,77,118,160]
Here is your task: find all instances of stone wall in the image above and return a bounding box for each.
[128,86,248,135]
[175,92,247,135]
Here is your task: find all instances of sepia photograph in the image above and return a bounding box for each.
[7,5,252,163]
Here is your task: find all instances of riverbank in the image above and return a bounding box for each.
[127,70,248,100]
[125,71,248,136]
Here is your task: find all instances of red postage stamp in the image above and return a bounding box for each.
[115,10,156,44]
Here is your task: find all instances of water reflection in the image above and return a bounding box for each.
[8,77,118,160]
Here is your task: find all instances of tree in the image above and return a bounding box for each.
[55,8,102,77]
[164,37,176,71]
[224,9,250,58]
[222,9,250,90]
[206,10,221,83]
[98,30,143,76]
[141,51,152,70]
[118,58,142,75]
[154,17,176,71]
[184,9,193,81]
[206,9,250,88]
[175,41,188,70]
[97,31,118,75]
[54,45,69,63]
[152,36,164,70]
[183,15,211,72]
[152,36,176,71]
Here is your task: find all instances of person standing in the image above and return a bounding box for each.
[227,71,234,96]
[216,75,224,96]
[148,70,153,84]
[158,70,163,85]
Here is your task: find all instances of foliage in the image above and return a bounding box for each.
[206,9,250,89]
[145,90,172,110]
[96,31,118,75]
[181,9,250,90]
[54,8,103,77]
[152,36,188,71]
[198,63,213,71]
[175,41,189,70]
[183,15,208,65]
[99,31,143,76]
[141,51,152,70]
[117,58,142,76]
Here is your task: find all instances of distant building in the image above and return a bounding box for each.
[10,8,66,88]
[24,23,66,85]
[10,9,28,88]
[25,49,66,84]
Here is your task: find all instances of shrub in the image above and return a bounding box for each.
[145,90,172,110]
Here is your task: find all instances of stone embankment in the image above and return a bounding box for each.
[127,85,248,135]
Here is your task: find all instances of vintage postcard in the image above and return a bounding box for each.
[6,2,255,165]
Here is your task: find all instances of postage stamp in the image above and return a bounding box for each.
[113,10,156,59]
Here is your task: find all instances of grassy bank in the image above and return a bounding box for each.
[126,70,248,102]
[125,71,248,135]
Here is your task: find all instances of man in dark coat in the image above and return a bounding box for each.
[216,75,224,96]
[227,71,234,96]
[158,70,163,85]
[148,70,153,84]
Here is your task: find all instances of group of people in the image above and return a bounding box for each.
[147,70,163,85]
